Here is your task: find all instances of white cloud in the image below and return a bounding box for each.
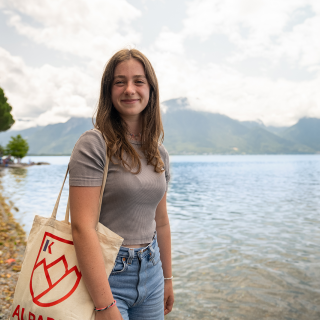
[183,0,320,69]
[150,51,320,126]
[183,0,296,40]
[1,0,141,61]
[0,47,98,129]
[154,27,185,55]
[0,0,319,129]
[280,15,320,70]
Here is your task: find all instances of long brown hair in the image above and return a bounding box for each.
[94,49,164,174]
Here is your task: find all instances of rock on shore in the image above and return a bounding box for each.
[0,162,50,168]
[0,194,26,320]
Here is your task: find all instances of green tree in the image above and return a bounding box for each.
[0,87,15,132]
[5,134,29,162]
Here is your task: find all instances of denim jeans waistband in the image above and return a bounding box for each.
[117,232,157,259]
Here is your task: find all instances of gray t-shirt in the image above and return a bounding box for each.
[68,129,170,245]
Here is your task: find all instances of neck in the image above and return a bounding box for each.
[124,117,142,136]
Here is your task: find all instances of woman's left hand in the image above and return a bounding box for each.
[164,280,174,315]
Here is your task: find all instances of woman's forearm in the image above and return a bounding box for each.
[156,221,174,315]
[72,227,114,308]
[156,222,172,278]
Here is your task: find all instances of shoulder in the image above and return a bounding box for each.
[158,144,169,164]
[69,129,106,170]
[69,129,106,185]
[73,129,106,152]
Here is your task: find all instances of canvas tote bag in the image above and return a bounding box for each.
[10,145,124,320]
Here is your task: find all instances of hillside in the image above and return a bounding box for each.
[0,118,93,155]
[0,98,318,155]
[280,118,320,152]
[162,99,314,154]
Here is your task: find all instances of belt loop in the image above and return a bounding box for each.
[127,248,134,265]
[149,245,155,257]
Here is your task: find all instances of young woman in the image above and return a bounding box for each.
[68,49,174,320]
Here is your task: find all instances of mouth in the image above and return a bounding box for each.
[121,99,140,104]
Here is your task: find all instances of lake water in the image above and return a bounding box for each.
[1,155,320,320]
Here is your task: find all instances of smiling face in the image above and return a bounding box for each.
[111,58,150,124]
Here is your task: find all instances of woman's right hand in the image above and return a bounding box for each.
[95,305,124,320]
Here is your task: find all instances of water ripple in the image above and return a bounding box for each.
[1,155,320,319]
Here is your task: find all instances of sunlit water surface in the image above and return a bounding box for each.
[1,155,320,320]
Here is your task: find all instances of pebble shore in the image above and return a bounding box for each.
[0,193,26,320]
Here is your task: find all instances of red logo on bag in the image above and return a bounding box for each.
[30,232,82,307]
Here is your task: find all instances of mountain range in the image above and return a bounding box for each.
[0,98,319,155]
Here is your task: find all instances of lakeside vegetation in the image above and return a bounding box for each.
[0,192,26,319]
[0,87,30,165]
[0,88,15,133]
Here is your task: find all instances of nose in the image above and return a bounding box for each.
[124,81,135,95]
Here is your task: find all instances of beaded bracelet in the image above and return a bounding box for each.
[164,276,173,280]
[94,300,116,312]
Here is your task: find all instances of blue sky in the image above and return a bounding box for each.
[0,0,319,129]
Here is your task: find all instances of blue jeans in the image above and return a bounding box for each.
[108,234,164,320]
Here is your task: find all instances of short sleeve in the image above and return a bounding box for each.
[69,130,106,186]
[159,144,170,192]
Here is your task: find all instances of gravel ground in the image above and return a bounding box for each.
[0,193,26,320]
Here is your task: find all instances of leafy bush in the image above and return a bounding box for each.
[5,135,29,161]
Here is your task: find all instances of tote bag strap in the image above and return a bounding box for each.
[51,129,109,228]
[51,168,69,220]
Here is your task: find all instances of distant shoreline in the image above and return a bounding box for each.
[1,115,319,155]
